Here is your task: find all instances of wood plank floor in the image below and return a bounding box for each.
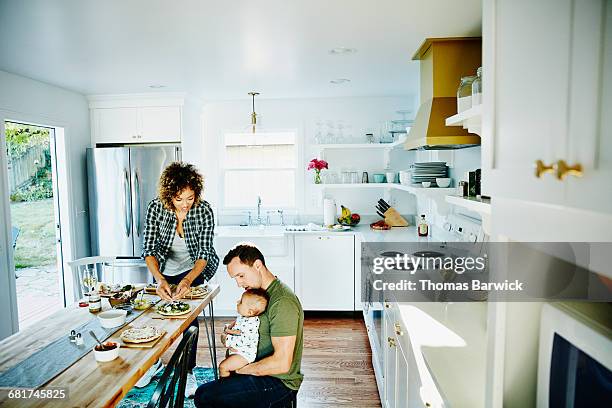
[163,313,382,407]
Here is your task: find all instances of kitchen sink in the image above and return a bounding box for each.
[216,225,287,237]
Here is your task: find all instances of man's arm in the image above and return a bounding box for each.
[236,335,296,376]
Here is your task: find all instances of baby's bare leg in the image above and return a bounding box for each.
[219,354,249,377]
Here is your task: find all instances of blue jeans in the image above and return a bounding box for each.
[194,374,296,408]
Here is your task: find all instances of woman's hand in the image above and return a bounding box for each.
[172,278,191,300]
[156,280,173,301]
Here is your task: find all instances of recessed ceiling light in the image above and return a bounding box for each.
[329,47,357,55]
[148,84,166,89]
[330,78,351,84]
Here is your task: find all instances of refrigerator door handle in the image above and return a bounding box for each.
[133,170,141,237]
[123,169,131,237]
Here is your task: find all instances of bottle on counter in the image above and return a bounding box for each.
[418,214,429,237]
[88,290,101,313]
[472,67,482,105]
[457,75,477,113]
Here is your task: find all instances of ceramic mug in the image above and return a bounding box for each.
[372,173,386,183]
[386,172,396,183]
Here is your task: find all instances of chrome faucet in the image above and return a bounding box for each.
[255,196,262,225]
[278,209,285,226]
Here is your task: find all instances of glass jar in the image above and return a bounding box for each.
[472,67,482,106]
[88,290,101,313]
[457,75,477,113]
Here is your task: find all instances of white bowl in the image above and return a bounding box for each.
[98,309,127,328]
[435,178,451,188]
[93,342,120,362]
[421,181,431,188]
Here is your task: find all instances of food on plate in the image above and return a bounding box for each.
[157,301,191,316]
[120,326,164,343]
[183,285,208,299]
[132,298,151,310]
[338,205,360,226]
[98,283,121,295]
[370,220,391,230]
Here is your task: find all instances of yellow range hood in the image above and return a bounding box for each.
[405,37,482,150]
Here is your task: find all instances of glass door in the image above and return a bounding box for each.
[5,121,64,330]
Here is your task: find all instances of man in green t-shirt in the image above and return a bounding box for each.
[194,243,304,407]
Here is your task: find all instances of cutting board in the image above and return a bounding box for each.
[120,330,167,348]
[150,312,191,320]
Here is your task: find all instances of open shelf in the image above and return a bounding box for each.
[314,138,406,150]
[317,183,456,196]
[445,195,491,215]
[445,105,482,136]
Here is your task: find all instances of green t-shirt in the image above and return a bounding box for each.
[256,278,304,390]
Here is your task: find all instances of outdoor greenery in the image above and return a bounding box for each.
[10,199,56,269]
[6,122,53,202]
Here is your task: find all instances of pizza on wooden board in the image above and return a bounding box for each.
[157,301,191,316]
[121,326,164,343]
[182,285,208,299]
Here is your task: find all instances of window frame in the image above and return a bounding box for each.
[218,128,303,215]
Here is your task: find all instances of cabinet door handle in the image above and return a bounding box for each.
[394,323,403,336]
[387,337,396,347]
[554,160,583,180]
[534,160,554,178]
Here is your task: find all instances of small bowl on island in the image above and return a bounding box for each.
[93,341,120,362]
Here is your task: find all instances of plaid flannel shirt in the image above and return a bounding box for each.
[142,198,219,281]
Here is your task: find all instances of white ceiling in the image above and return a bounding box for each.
[0,0,482,100]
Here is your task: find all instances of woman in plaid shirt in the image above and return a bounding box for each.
[142,161,218,396]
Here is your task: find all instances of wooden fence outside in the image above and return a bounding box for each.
[7,145,47,193]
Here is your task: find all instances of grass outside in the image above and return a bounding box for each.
[10,198,56,268]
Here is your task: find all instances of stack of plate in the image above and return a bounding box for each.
[411,162,448,185]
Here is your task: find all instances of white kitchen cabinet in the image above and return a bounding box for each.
[212,234,294,316]
[95,107,139,144]
[294,234,354,311]
[89,94,185,145]
[382,302,397,408]
[92,106,181,144]
[138,106,182,143]
[483,0,612,241]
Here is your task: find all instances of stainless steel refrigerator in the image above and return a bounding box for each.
[87,145,181,282]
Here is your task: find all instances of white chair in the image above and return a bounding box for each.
[67,256,148,300]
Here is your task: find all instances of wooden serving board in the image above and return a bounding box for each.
[150,312,191,320]
[99,287,144,298]
[120,330,167,348]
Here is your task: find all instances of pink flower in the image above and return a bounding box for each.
[307,158,328,171]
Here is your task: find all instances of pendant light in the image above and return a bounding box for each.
[248,91,260,133]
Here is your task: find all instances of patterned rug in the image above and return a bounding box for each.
[117,366,216,408]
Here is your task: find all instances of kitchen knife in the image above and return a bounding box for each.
[376,204,387,214]
[378,199,390,211]
[376,210,386,218]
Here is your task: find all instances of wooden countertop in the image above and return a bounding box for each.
[0,284,219,407]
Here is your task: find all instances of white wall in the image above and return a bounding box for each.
[0,70,90,339]
[198,95,419,224]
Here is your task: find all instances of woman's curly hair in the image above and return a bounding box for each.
[158,162,204,210]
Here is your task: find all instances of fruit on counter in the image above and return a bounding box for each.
[370,220,391,230]
[338,205,360,225]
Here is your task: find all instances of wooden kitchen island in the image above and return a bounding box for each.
[0,284,219,407]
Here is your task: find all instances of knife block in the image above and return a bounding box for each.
[384,207,409,227]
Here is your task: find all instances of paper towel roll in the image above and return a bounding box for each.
[323,199,336,226]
